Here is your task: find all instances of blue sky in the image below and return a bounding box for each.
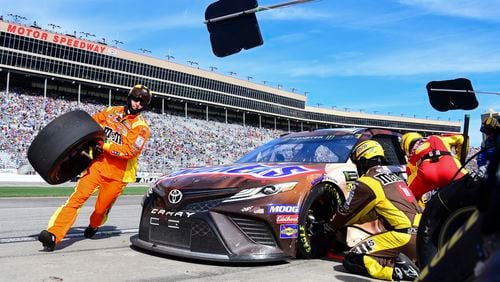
[2,0,500,147]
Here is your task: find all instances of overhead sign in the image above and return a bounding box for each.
[1,21,117,56]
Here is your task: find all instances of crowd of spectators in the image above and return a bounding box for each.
[0,90,281,174]
[0,89,483,176]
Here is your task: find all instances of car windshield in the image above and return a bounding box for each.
[236,134,358,164]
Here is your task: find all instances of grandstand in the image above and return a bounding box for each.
[0,18,463,175]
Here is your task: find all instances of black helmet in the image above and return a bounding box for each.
[126,84,151,114]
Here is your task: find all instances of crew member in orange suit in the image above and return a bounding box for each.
[400,132,468,205]
[38,85,151,251]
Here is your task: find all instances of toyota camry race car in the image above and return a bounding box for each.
[131,128,406,262]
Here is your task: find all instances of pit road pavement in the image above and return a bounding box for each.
[0,196,376,281]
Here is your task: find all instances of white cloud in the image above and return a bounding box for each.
[258,6,329,21]
[284,42,500,77]
[399,0,500,21]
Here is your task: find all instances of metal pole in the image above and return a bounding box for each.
[460,114,470,165]
[44,78,47,100]
[108,89,112,106]
[205,0,315,24]
[78,84,81,105]
[162,98,165,115]
[206,105,209,121]
[243,112,246,127]
[184,102,187,118]
[430,88,500,96]
[6,71,10,94]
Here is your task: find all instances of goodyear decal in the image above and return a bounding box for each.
[280,224,299,239]
[268,205,299,214]
[168,164,317,179]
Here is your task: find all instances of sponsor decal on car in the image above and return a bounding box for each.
[168,164,317,179]
[343,171,358,181]
[268,205,299,214]
[241,206,265,214]
[276,214,299,224]
[280,224,299,239]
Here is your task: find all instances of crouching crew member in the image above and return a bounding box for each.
[401,132,468,206]
[330,140,422,281]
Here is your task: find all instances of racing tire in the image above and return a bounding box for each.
[27,110,105,185]
[297,183,343,259]
[416,174,481,268]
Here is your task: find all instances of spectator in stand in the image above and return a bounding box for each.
[38,85,151,251]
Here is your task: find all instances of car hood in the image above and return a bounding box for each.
[155,163,326,191]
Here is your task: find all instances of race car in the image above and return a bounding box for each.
[131,128,406,262]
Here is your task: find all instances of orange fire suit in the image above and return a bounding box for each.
[47,106,150,244]
[406,134,467,201]
[330,166,422,281]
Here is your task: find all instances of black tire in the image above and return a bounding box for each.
[437,206,476,247]
[27,110,105,185]
[296,183,343,258]
[416,174,481,268]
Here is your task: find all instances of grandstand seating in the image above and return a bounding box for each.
[0,90,281,174]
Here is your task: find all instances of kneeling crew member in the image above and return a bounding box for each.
[330,140,422,281]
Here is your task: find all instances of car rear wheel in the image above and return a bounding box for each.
[27,110,105,184]
[297,183,342,259]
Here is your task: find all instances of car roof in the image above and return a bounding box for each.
[280,128,401,139]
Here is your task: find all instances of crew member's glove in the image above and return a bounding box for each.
[90,140,104,160]
[308,215,334,235]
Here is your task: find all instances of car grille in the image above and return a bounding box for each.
[183,199,223,212]
[230,216,277,247]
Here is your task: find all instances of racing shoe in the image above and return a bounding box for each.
[392,253,419,281]
[84,225,98,239]
[38,230,56,251]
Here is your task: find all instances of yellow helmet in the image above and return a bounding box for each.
[352,140,385,162]
[481,117,499,135]
[401,132,423,155]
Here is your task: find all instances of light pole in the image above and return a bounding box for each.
[139,48,152,54]
[112,40,124,48]
[228,71,237,76]
[165,55,175,61]
[80,32,96,39]
[209,66,218,71]
[8,14,27,23]
[187,60,199,68]
[246,76,253,81]
[48,23,61,31]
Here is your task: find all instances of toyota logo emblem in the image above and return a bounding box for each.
[168,189,183,204]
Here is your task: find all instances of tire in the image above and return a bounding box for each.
[437,206,476,247]
[27,110,105,185]
[416,174,481,268]
[296,183,342,258]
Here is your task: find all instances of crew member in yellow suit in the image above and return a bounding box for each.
[330,140,422,281]
[38,85,151,251]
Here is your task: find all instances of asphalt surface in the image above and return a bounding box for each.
[0,196,376,281]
